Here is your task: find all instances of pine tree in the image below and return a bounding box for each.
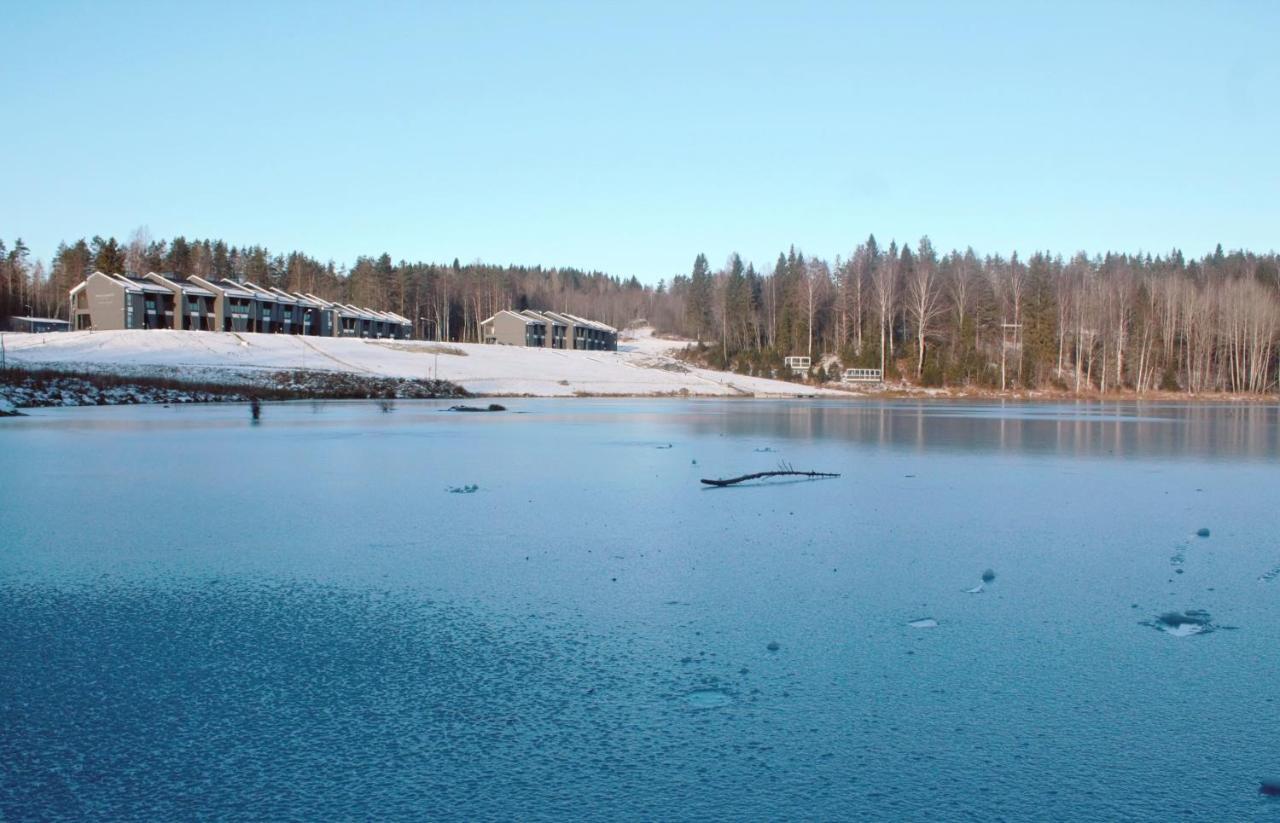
[686,253,713,341]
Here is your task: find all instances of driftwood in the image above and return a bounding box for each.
[701,462,840,487]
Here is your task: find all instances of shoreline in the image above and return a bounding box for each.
[9,328,1272,406]
[2,368,1273,411]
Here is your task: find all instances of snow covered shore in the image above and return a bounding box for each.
[1,327,835,399]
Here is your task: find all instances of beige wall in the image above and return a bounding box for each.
[84,274,128,330]
[487,312,534,345]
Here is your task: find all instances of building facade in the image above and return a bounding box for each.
[69,272,413,339]
[480,309,617,350]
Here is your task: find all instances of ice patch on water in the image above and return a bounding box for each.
[963,585,984,595]
[1142,610,1233,637]
[683,688,733,709]
[908,618,939,629]
[1161,621,1206,637]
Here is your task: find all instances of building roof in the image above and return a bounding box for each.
[9,315,70,324]
[189,275,255,300]
[286,291,324,308]
[521,309,566,327]
[338,304,376,320]
[267,287,300,304]
[544,311,616,333]
[375,310,411,324]
[144,272,215,297]
[112,274,166,294]
[482,309,538,326]
[571,313,617,333]
[238,281,280,302]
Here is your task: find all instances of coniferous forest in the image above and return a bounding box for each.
[2,230,1277,395]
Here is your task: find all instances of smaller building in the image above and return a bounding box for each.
[480,309,616,350]
[6,316,71,333]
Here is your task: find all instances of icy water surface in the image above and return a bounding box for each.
[2,399,1278,820]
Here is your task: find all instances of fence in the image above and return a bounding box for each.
[842,368,883,384]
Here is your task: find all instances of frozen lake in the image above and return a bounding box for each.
[2,399,1278,820]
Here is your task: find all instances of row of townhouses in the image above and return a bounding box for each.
[69,272,413,339]
[480,309,618,351]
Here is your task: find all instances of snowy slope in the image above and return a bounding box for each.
[2,327,837,398]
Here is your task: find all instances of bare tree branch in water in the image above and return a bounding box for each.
[701,461,840,487]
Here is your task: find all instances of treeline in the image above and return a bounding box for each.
[0,230,649,340]
[667,238,1280,395]
[6,227,1279,394]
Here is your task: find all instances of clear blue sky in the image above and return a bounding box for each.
[3,1,1277,283]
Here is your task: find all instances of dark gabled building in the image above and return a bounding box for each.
[479,309,617,350]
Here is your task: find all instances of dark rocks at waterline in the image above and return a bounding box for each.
[981,569,997,583]
[6,367,467,408]
[1196,528,1211,538]
[446,403,507,413]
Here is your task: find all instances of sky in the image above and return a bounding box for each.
[2,1,1278,283]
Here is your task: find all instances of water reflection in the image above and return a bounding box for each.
[685,402,1279,461]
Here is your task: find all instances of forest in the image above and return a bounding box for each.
[2,230,1277,395]
[663,238,1280,395]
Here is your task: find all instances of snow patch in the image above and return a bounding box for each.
[4,328,840,398]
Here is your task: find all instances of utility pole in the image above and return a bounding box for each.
[1000,321,1022,392]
